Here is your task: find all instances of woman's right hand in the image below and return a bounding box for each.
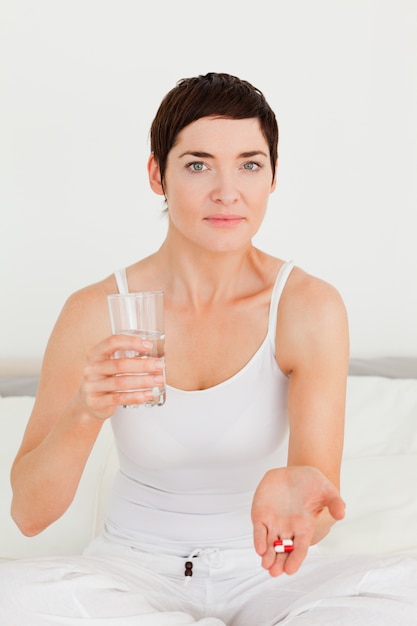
[79,333,165,420]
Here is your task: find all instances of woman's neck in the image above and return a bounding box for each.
[156,238,264,308]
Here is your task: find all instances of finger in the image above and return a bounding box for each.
[108,388,156,407]
[273,549,306,577]
[268,534,309,577]
[85,387,156,416]
[283,536,309,575]
[89,334,154,361]
[259,524,291,571]
[267,552,287,577]
[85,355,165,381]
[266,537,294,577]
[327,495,346,521]
[86,374,165,398]
[253,522,268,557]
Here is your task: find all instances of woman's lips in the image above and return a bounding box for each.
[204,214,245,227]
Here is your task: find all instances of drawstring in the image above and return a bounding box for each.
[184,548,225,581]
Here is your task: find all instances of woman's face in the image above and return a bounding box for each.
[149,116,277,253]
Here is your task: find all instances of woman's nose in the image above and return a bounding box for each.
[211,172,240,205]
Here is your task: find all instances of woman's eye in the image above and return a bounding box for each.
[187,161,206,172]
[242,161,261,171]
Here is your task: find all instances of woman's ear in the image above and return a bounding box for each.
[147,154,165,196]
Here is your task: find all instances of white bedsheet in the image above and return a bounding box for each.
[281,552,417,624]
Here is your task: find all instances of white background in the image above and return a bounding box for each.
[1,0,416,369]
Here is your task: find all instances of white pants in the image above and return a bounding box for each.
[1,536,417,625]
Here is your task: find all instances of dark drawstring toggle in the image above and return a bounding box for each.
[184,560,193,577]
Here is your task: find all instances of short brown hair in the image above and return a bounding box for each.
[150,72,278,189]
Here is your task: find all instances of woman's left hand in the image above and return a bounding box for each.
[251,466,345,576]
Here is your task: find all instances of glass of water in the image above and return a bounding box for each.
[107,291,166,407]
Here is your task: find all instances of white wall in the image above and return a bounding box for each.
[1,0,416,369]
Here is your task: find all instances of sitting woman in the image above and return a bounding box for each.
[2,72,353,625]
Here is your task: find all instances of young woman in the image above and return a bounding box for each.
[1,73,350,625]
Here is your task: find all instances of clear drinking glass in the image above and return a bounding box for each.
[107,291,166,407]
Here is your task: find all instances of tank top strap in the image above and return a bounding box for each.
[114,268,129,294]
[267,260,295,343]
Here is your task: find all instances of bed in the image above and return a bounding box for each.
[1,358,417,622]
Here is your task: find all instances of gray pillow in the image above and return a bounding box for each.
[0,376,39,397]
[349,357,417,379]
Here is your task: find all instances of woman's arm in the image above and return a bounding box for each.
[252,269,349,576]
[10,283,162,536]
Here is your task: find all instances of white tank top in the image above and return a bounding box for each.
[105,261,294,555]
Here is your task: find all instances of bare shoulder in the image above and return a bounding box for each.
[277,266,349,375]
[283,266,347,318]
[52,274,117,343]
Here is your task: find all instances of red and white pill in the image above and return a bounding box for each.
[274,539,294,553]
